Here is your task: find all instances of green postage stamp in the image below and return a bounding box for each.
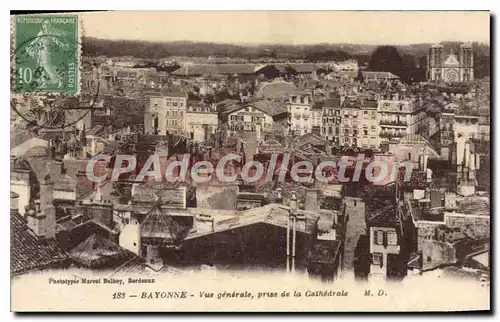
[13,15,80,94]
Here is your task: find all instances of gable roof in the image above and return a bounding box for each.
[171,64,257,76]
[69,233,134,269]
[255,81,297,99]
[296,133,329,147]
[186,204,320,240]
[140,205,190,246]
[224,102,275,117]
[444,54,460,67]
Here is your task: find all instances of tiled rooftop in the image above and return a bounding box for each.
[11,211,70,275]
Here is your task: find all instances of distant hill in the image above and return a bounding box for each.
[82,37,490,77]
[82,37,489,60]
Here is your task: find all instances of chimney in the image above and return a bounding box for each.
[10,191,19,212]
[276,188,283,204]
[464,141,471,170]
[256,124,262,143]
[444,192,457,210]
[35,200,41,213]
[40,175,54,212]
[469,142,476,180]
[290,191,298,210]
[296,213,306,231]
[76,170,95,200]
[423,148,429,172]
[145,244,163,270]
[58,160,66,175]
[430,190,442,208]
[305,189,319,212]
[326,144,332,155]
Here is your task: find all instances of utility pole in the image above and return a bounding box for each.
[286,214,290,272]
[286,191,298,272]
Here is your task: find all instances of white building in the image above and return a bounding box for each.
[145,92,188,135]
[225,103,274,132]
[185,104,219,143]
[288,91,313,136]
[377,97,426,143]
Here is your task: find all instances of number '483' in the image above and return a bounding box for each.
[112,292,126,299]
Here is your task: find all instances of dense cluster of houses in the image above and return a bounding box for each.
[10,44,490,284]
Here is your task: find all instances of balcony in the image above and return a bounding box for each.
[302,113,310,119]
[379,120,408,126]
[294,113,302,120]
[379,131,406,138]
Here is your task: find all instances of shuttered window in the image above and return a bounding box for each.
[387,230,398,245]
[374,230,384,245]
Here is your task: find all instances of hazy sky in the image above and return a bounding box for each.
[81,11,490,45]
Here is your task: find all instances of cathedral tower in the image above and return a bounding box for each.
[427,44,444,81]
[427,43,474,83]
[459,43,474,82]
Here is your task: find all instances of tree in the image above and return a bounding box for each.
[368,46,426,83]
[355,69,364,83]
[368,46,404,76]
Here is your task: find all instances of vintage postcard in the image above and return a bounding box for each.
[10,11,490,312]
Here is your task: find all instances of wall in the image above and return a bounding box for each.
[415,221,444,251]
[10,170,31,215]
[228,106,273,132]
[185,112,218,142]
[149,95,188,135]
[343,197,366,270]
[444,212,490,239]
[119,223,141,255]
[195,184,238,210]
[369,226,400,278]
[53,190,76,201]
[420,239,456,270]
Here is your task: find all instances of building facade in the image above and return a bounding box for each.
[322,94,342,143]
[427,43,474,83]
[310,102,323,136]
[185,104,219,143]
[322,95,380,149]
[226,104,274,132]
[146,92,188,135]
[377,98,426,143]
[288,92,313,136]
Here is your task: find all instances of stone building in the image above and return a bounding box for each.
[427,43,474,83]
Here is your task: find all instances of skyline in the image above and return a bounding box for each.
[80,11,490,46]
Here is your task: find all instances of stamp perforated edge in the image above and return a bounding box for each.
[10,13,83,97]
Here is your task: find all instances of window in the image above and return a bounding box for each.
[387,230,397,245]
[300,96,304,104]
[372,253,383,266]
[364,129,368,136]
[173,101,178,107]
[374,230,384,245]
